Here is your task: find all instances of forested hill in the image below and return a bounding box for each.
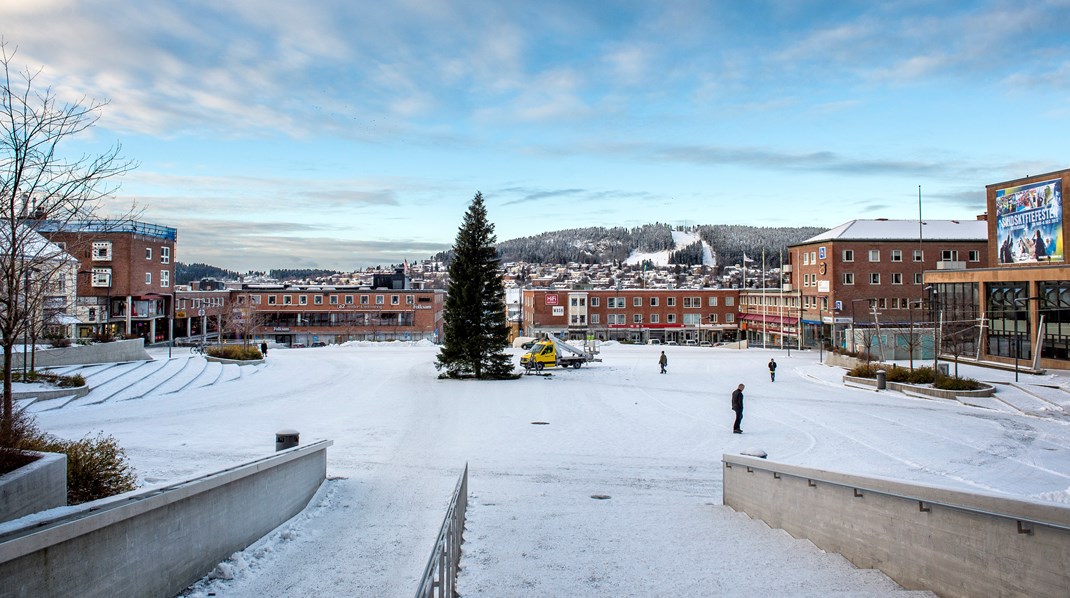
[476,223,824,268]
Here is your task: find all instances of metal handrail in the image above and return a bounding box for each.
[726,459,1070,533]
[415,464,469,598]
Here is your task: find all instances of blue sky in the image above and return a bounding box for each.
[3,0,1069,271]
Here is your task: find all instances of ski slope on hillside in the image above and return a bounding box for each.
[624,229,716,267]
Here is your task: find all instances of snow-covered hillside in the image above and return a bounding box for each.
[624,229,716,267]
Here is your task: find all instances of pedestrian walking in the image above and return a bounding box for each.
[658,351,668,374]
[260,341,268,357]
[768,358,776,382]
[731,383,745,434]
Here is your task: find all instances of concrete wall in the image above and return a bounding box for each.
[0,440,332,598]
[723,454,1070,598]
[0,452,66,524]
[7,338,151,369]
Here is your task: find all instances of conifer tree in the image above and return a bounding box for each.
[435,192,514,379]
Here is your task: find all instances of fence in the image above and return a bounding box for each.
[415,464,469,598]
[722,453,1070,598]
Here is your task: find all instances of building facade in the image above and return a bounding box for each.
[39,221,177,342]
[521,288,739,343]
[788,219,989,355]
[927,168,1070,370]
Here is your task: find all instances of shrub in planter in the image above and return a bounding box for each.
[934,375,984,391]
[885,366,913,383]
[92,331,115,343]
[206,344,263,360]
[907,367,936,384]
[32,432,138,504]
[847,363,881,378]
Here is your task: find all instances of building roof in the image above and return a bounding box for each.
[796,219,987,245]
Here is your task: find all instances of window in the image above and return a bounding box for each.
[683,313,702,325]
[252,295,262,305]
[345,295,354,305]
[91,267,111,287]
[810,251,816,263]
[667,313,677,323]
[283,295,292,305]
[914,273,923,284]
[591,297,599,307]
[376,295,384,305]
[590,314,600,324]
[842,250,854,262]
[708,296,718,306]
[299,295,308,305]
[942,250,958,261]
[160,270,169,288]
[608,314,626,325]
[161,247,170,264]
[633,297,642,307]
[361,295,369,304]
[870,273,880,285]
[314,295,323,305]
[650,297,658,307]
[406,295,414,304]
[391,295,400,305]
[891,250,902,262]
[633,314,642,324]
[268,295,277,305]
[803,252,810,265]
[145,272,152,285]
[878,298,887,309]
[725,297,734,306]
[667,297,676,307]
[329,295,338,304]
[650,313,660,323]
[913,249,924,262]
[725,313,735,323]
[684,297,701,308]
[145,248,152,260]
[571,297,579,306]
[891,273,903,285]
[709,313,718,323]
[968,250,980,262]
[92,241,112,261]
[869,249,880,262]
[844,273,855,285]
[608,297,624,308]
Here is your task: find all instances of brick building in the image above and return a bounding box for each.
[521,288,739,343]
[927,167,1070,370]
[787,219,988,354]
[180,281,445,346]
[38,221,177,342]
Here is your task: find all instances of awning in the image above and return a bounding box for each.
[740,314,799,326]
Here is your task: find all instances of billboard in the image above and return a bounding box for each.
[996,178,1063,264]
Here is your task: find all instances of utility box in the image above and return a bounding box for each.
[876,370,887,390]
[275,429,300,451]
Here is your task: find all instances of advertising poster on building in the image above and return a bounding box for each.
[995,178,1063,264]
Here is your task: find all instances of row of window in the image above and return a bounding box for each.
[90,268,171,288]
[801,248,981,265]
[593,296,735,308]
[799,295,921,310]
[241,294,417,306]
[91,241,171,264]
[571,312,736,325]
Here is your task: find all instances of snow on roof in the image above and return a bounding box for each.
[798,219,987,244]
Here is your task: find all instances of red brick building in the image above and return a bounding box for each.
[521,288,739,343]
[787,219,988,351]
[174,283,445,346]
[39,221,177,342]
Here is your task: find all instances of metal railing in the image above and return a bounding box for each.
[415,464,469,598]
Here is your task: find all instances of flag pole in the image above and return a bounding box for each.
[762,249,767,348]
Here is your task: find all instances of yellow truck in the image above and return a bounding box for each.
[520,334,601,371]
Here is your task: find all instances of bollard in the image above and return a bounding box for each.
[876,369,887,390]
[275,429,300,451]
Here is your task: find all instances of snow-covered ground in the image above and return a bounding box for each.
[24,343,1070,596]
[625,229,715,267]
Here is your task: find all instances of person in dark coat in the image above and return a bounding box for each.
[731,383,745,433]
[768,358,777,382]
[260,341,268,356]
[658,351,668,374]
[1034,230,1047,261]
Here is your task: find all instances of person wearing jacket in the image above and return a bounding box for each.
[731,383,745,433]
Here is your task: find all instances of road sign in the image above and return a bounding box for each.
[197,308,205,316]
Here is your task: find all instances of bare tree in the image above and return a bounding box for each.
[218,293,265,347]
[1,42,136,435]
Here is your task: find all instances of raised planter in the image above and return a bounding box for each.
[205,356,264,365]
[0,451,66,524]
[844,374,995,399]
[11,384,90,403]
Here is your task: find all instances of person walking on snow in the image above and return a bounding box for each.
[768,358,776,382]
[659,351,668,374]
[731,383,745,433]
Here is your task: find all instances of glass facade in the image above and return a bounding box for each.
[1038,281,1070,360]
[985,283,1028,360]
[933,283,982,359]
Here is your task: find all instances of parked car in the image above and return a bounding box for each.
[684,340,698,346]
[699,341,712,347]
[666,340,678,345]
[311,341,327,347]
[291,343,306,348]
[647,339,661,345]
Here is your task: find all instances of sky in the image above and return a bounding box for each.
[2,0,1069,271]
[14,343,1070,595]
